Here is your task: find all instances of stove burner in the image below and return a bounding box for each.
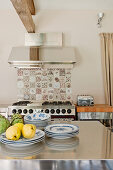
[52,101,58,105]
[12,101,32,106]
[58,101,63,105]
[64,101,72,105]
[42,101,50,106]
[42,101,72,106]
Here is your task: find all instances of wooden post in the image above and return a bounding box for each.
[30,47,39,61]
[26,0,35,15]
[10,0,35,33]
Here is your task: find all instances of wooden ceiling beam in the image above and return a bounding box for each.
[30,47,39,61]
[26,0,35,15]
[10,0,35,33]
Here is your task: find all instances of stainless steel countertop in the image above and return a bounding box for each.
[0,160,112,170]
[0,121,111,159]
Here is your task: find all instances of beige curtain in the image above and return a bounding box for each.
[100,33,113,106]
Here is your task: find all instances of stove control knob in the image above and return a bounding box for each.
[67,109,71,114]
[12,109,16,114]
[45,109,49,114]
[29,109,33,114]
[56,109,60,114]
[18,109,22,114]
[62,109,66,114]
[23,109,27,114]
[51,109,55,114]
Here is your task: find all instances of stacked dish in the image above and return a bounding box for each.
[0,129,45,147]
[24,113,50,127]
[45,124,79,139]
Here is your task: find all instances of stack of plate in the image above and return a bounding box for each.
[0,129,45,147]
[24,113,50,127]
[45,124,79,139]
[45,136,79,151]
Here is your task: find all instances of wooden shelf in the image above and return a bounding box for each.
[76,104,113,112]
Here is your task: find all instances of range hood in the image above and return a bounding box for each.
[8,46,76,68]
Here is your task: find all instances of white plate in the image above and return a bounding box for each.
[45,129,79,135]
[1,136,45,145]
[45,124,79,134]
[0,129,45,145]
[24,121,49,125]
[25,119,50,122]
[2,138,45,147]
[24,122,49,128]
[24,120,50,123]
[45,132,79,139]
[24,113,50,121]
[45,131,79,137]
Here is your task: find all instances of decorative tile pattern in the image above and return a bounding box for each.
[17,67,72,101]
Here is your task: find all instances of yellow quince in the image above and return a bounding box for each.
[22,124,36,139]
[14,123,24,132]
[6,126,21,141]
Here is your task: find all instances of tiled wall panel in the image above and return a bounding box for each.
[17,68,72,101]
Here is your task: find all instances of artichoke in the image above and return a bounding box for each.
[0,115,10,134]
[11,114,24,125]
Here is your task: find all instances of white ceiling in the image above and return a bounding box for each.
[0,0,113,10]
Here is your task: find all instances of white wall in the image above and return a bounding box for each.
[0,10,26,104]
[0,8,113,104]
[1,0,113,10]
[35,0,113,10]
[34,10,113,103]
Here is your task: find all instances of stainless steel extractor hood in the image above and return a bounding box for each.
[8,46,76,68]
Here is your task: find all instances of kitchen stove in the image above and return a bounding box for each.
[8,101,76,121]
[42,101,72,106]
[12,101,32,106]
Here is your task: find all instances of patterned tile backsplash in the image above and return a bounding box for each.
[17,68,72,101]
